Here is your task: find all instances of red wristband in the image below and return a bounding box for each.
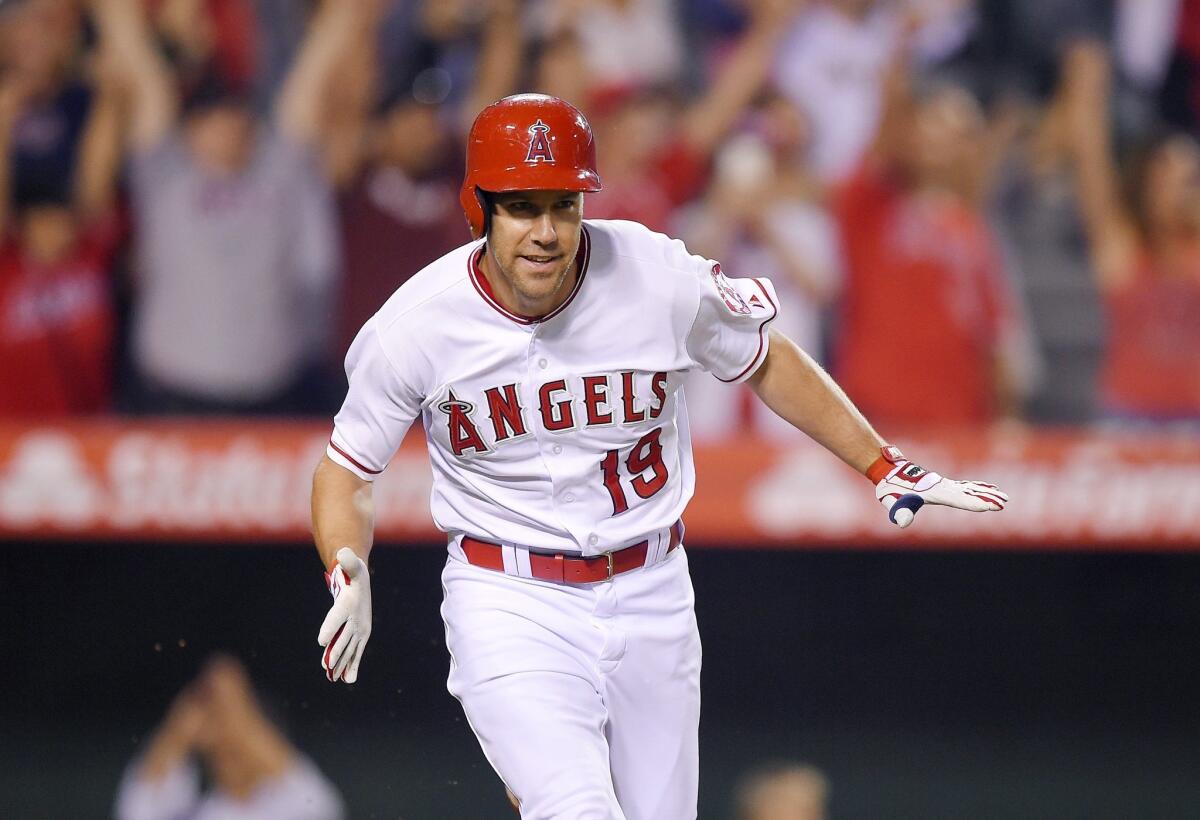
[866,445,905,484]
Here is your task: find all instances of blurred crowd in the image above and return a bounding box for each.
[116,656,347,820]
[117,654,827,819]
[1,0,1198,434]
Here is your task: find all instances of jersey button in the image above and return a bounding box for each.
[564,493,575,503]
[588,534,599,546]
[552,444,563,455]
[538,358,548,369]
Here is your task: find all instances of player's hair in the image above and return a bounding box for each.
[478,189,496,237]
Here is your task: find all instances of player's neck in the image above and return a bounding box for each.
[480,247,578,320]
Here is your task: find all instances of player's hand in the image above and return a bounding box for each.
[318,547,372,683]
[868,446,1008,528]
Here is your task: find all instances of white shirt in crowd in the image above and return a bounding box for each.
[534,0,685,90]
[773,0,976,184]
[114,757,345,820]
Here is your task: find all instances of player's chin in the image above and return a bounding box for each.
[514,261,568,293]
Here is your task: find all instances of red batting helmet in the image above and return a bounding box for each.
[460,94,602,239]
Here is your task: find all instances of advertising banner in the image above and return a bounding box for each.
[1,421,1197,549]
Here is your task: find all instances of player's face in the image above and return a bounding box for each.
[484,190,584,316]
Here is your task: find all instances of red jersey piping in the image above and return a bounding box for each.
[328,440,382,475]
[468,226,591,325]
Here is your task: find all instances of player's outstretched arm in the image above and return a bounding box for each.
[746,329,1007,527]
[311,455,376,683]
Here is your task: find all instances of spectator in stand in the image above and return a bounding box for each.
[528,29,591,119]
[583,0,799,233]
[0,33,124,417]
[0,0,94,209]
[331,0,523,359]
[533,0,686,95]
[334,99,467,358]
[734,762,829,820]
[369,0,525,135]
[1068,41,1200,423]
[95,0,363,415]
[832,34,1032,428]
[678,92,841,441]
[1115,0,1179,102]
[991,41,1111,424]
[149,0,258,100]
[772,0,976,184]
[1157,0,1200,133]
[115,654,345,820]
[148,0,315,113]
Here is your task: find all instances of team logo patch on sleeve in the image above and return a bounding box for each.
[709,263,751,315]
[525,119,555,163]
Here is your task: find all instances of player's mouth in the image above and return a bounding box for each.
[518,254,562,273]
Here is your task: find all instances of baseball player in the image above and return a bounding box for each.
[311,94,1007,820]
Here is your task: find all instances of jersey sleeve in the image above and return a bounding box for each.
[327,317,424,481]
[684,261,780,384]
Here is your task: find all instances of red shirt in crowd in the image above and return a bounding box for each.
[0,224,118,416]
[337,165,469,358]
[1100,252,1200,418]
[584,139,707,235]
[832,162,1013,427]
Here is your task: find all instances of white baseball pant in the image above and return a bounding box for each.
[440,545,702,820]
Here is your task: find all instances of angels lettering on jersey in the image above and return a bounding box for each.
[439,371,669,457]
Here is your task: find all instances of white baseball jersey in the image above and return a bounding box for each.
[326,218,778,555]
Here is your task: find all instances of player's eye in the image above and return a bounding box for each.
[555,199,577,210]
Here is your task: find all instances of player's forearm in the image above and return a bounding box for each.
[311,455,375,570]
[748,329,886,475]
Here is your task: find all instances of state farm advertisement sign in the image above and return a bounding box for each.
[0,421,435,541]
[0,421,1197,549]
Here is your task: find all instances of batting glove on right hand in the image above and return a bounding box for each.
[318,547,371,684]
[868,446,1008,528]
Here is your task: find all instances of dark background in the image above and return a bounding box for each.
[4,543,1199,820]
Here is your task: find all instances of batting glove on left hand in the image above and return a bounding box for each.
[318,547,371,684]
[868,446,1008,528]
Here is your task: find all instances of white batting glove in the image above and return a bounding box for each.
[318,547,372,684]
[867,446,1008,528]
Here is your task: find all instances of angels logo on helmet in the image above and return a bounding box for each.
[526,119,555,163]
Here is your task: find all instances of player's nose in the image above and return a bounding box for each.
[529,212,557,245]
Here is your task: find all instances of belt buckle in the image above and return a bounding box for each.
[604,550,615,580]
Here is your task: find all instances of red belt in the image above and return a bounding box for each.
[461,520,684,584]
